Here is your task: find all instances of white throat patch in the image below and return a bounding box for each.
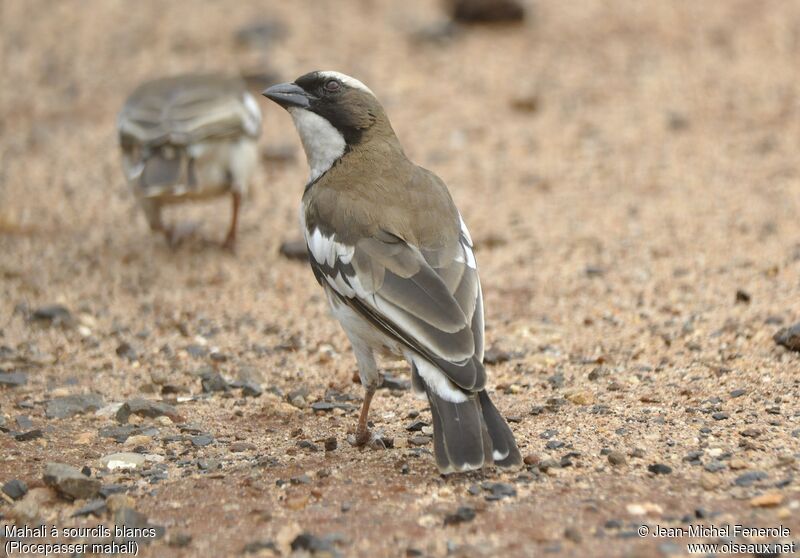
[288,108,346,183]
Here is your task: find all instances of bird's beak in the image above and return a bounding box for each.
[262,82,312,109]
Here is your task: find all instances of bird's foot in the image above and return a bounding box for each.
[347,428,387,450]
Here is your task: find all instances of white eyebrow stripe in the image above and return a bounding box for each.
[317,71,375,96]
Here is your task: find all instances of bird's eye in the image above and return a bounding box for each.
[324,80,341,93]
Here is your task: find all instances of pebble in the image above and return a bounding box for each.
[116,398,184,424]
[483,346,512,364]
[324,437,337,451]
[566,391,594,405]
[278,239,308,261]
[700,473,721,491]
[230,441,256,452]
[482,482,516,501]
[626,503,663,516]
[704,460,726,473]
[523,453,540,466]
[191,435,214,447]
[115,342,138,362]
[406,420,428,432]
[100,452,146,470]
[0,371,27,387]
[71,498,107,517]
[750,492,783,507]
[648,463,672,475]
[243,539,278,554]
[444,506,476,526]
[201,372,229,393]
[31,304,73,326]
[734,471,768,487]
[711,412,729,420]
[15,429,44,441]
[43,462,101,500]
[607,451,627,466]
[448,0,526,24]
[46,394,105,419]
[3,479,28,500]
[773,322,800,352]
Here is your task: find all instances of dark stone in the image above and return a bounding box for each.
[115,342,138,362]
[448,0,526,24]
[324,437,337,451]
[774,322,800,352]
[733,471,768,487]
[46,394,105,419]
[0,371,27,387]
[291,533,338,554]
[484,346,512,364]
[279,239,309,261]
[116,398,184,424]
[201,372,228,393]
[730,389,747,398]
[43,462,101,500]
[444,506,476,526]
[71,499,107,517]
[712,412,729,421]
[735,289,751,304]
[648,463,672,475]
[405,420,428,432]
[31,304,73,326]
[704,460,726,473]
[15,429,44,441]
[311,401,356,412]
[482,482,516,501]
[191,435,214,447]
[2,479,28,500]
[545,440,564,450]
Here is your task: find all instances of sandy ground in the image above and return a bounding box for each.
[1,1,800,556]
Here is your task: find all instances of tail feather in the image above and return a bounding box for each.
[413,362,521,473]
[478,390,523,468]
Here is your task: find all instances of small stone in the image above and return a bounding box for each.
[279,239,308,261]
[31,304,73,326]
[750,492,783,507]
[116,398,184,424]
[15,429,44,441]
[444,506,476,526]
[523,454,540,466]
[545,440,565,450]
[711,412,729,421]
[482,482,516,501]
[773,322,800,352]
[71,499,107,517]
[648,463,672,475]
[290,533,338,554]
[0,371,27,387]
[734,471,768,487]
[105,493,135,513]
[115,342,138,361]
[324,437,337,452]
[729,389,747,398]
[124,434,153,448]
[566,391,594,405]
[100,452,146,470]
[409,436,431,446]
[607,451,627,466]
[243,539,278,554]
[729,458,748,470]
[46,394,105,419]
[230,441,255,452]
[3,479,28,500]
[191,435,214,447]
[704,460,726,473]
[381,373,411,391]
[406,420,429,432]
[564,527,582,543]
[201,372,228,393]
[447,0,526,24]
[735,289,751,304]
[484,346,512,364]
[43,462,101,500]
[626,503,663,516]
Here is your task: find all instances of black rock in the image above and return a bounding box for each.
[71,498,107,517]
[484,346,512,365]
[406,420,429,432]
[0,371,27,387]
[46,394,105,419]
[290,533,343,554]
[735,289,751,304]
[191,435,214,447]
[712,412,729,421]
[324,436,338,451]
[15,429,44,441]
[730,389,747,398]
[648,463,672,475]
[482,482,517,501]
[116,398,183,424]
[774,323,800,352]
[115,342,139,362]
[545,440,565,450]
[704,460,726,473]
[311,401,356,412]
[279,239,309,261]
[238,380,263,397]
[43,462,101,500]
[733,471,768,487]
[444,506,476,526]
[201,372,229,393]
[447,0,526,24]
[31,304,73,326]
[2,479,28,500]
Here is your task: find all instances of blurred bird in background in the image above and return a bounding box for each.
[118,74,262,250]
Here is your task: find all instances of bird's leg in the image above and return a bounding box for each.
[355,385,377,447]
[222,191,241,252]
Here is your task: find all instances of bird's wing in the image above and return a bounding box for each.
[306,217,485,392]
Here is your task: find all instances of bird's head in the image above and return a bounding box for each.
[263,71,398,181]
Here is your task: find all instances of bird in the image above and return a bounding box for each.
[263,71,522,474]
[118,73,262,250]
